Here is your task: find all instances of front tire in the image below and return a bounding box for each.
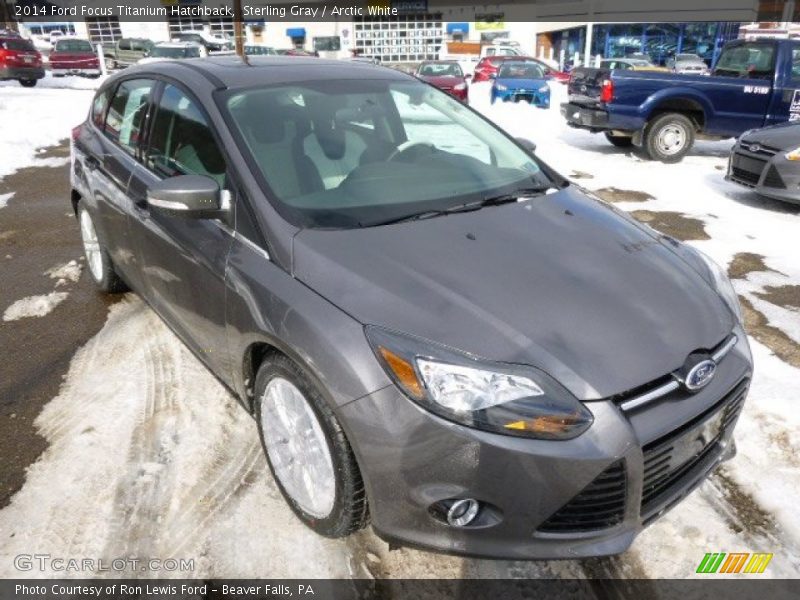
[18,78,37,87]
[643,112,695,163]
[77,202,127,293]
[255,354,369,538]
[604,132,633,147]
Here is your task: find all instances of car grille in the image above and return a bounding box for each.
[730,153,767,186]
[640,379,748,517]
[739,140,779,157]
[763,165,786,189]
[537,461,626,533]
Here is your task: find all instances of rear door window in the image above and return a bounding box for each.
[103,79,155,156]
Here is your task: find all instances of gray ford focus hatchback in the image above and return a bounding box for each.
[70,56,752,559]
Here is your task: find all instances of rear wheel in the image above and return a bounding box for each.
[18,78,37,88]
[255,354,369,538]
[77,203,127,293]
[643,113,695,163]
[604,132,633,147]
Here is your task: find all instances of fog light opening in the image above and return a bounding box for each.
[446,498,480,527]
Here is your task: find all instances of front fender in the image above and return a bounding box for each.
[224,240,391,412]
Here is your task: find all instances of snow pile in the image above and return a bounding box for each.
[46,260,82,286]
[2,291,68,322]
[0,85,94,180]
[0,297,353,579]
[0,192,13,209]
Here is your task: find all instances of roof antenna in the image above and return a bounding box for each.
[233,0,250,65]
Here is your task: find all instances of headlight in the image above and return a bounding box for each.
[366,326,593,440]
[495,84,507,91]
[786,147,800,161]
[454,82,467,91]
[694,249,744,323]
[538,85,550,93]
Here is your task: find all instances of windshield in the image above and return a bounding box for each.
[419,63,462,77]
[225,79,552,229]
[56,40,93,53]
[713,42,775,79]
[151,46,198,58]
[498,62,545,79]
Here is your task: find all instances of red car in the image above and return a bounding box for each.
[473,56,569,84]
[50,38,101,78]
[0,35,44,87]
[415,60,469,102]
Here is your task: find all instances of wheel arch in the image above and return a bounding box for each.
[642,89,712,130]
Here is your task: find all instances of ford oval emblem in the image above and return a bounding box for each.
[685,359,717,391]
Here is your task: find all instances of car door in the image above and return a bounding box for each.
[126,82,233,377]
[766,43,800,124]
[91,78,156,291]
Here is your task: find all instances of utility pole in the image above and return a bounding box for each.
[233,0,245,58]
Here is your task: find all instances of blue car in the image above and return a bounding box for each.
[491,62,550,108]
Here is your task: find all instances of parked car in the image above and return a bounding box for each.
[71,56,752,560]
[50,38,101,78]
[667,53,710,75]
[726,121,800,205]
[490,61,550,107]
[474,55,569,83]
[562,39,800,162]
[137,42,206,64]
[599,58,670,72]
[244,44,277,56]
[415,60,468,102]
[0,35,45,87]
[103,38,154,70]
[171,31,232,54]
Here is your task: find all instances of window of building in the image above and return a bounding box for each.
[85,16,121,45]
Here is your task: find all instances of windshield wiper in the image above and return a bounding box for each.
[366,185,556,227]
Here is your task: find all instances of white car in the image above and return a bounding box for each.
[138,42,207,65]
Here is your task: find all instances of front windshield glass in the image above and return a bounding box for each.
[419,63,462,77]
[225,79,551,228]
[498,63,545,79]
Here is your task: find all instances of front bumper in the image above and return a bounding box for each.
[726,143,800,205]
[492,89,550,107]
[340,331,752,559]
[561,102,610,130]
[51,66,101,77]
[0,65,45,80]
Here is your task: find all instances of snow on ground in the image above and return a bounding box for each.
[0,192,12,209]
[2,291,68,322]
[46,260,82,286]
[0,80,798,580]
[0,76,98,180]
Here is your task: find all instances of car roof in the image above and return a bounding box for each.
[156,41,201,48]
[121,55,412,89]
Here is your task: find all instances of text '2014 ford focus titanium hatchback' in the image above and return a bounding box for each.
[71,56,752,559]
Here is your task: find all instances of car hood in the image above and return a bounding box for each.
[419,75,464,88]
[292,187,733,400]
[495,77,547,90]
[743,122,800,151]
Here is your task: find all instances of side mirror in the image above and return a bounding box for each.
[464,73,472,80]
[515,137,536,153]
[489,72,497,79]
[147,175,227,218]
